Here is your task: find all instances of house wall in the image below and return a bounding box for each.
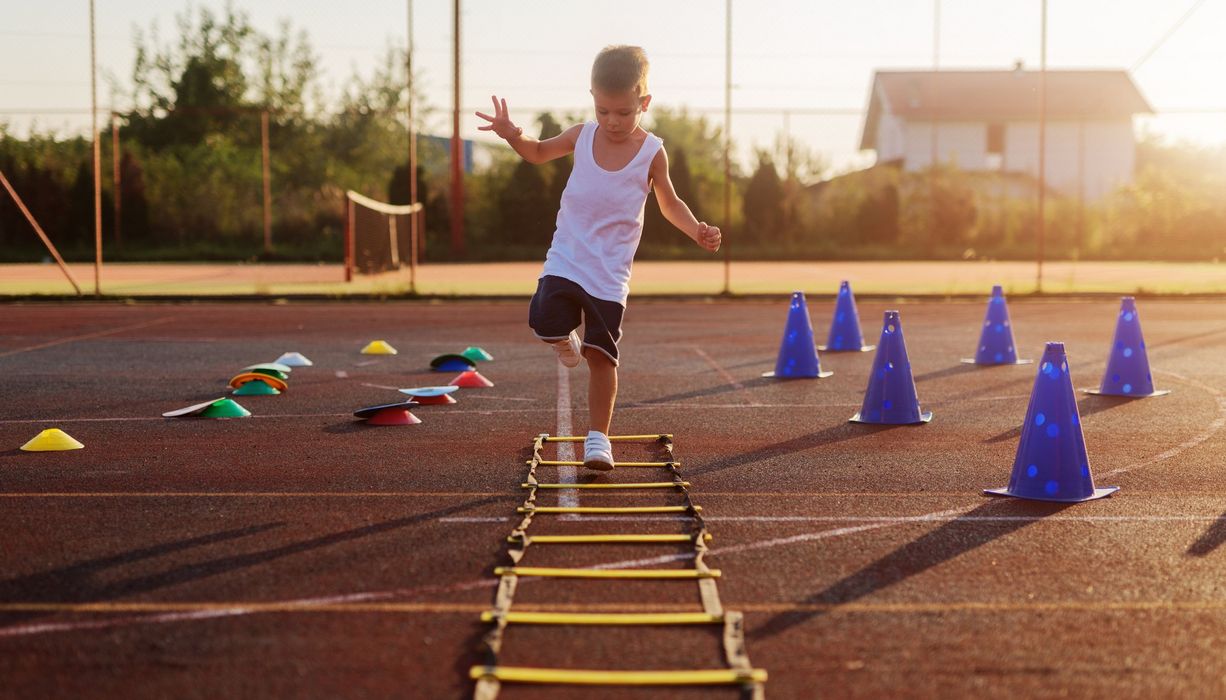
[902,122,988,171]
[892,118,1136,201]
[1005,120,1135,200]
[875,112,907,163]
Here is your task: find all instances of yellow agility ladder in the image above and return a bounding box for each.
[469,433,767,699]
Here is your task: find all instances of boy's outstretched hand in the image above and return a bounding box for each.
[696,222,722,252]
[475,95,521,140]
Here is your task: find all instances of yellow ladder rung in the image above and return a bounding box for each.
[543,434,671,443]
[494,566,720,580]
[481,611,723,625]
[531,460,679,468]
[509,533,712,544]
[469,666,767,685]
[518,506,698,514]
[524,481,688,489]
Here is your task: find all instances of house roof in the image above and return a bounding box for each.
[859,69,1152,150]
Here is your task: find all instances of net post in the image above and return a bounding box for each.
[344,195,354,282]
[0,169,83,295]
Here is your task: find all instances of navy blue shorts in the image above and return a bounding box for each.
[528,275,625,365]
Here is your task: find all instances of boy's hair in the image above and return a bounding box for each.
[591,45,650,97]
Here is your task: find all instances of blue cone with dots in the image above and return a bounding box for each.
[763,291,833,379]
[850,310,931,424]
[1084,297,1169,398]
[961,285,1032,366]
[819,280,875,352]
[986,342,1118,502]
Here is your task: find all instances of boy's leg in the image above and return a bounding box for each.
[576,294,624,471]
[585,349,617,435]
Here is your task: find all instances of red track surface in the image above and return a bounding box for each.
[2,299,1226,698]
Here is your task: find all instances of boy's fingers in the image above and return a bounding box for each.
[475,111,493,121]
[501,98,508,117]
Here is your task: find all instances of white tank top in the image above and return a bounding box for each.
[541,121,663,305]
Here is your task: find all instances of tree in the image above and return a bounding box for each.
[742,154,784,246]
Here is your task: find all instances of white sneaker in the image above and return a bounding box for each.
[583,431,614,471]
[552,330,582,368]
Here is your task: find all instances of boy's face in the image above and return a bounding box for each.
[590,87,651,142]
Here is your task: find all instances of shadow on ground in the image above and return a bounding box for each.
[750,498,1072,640]
[1187,511,1226,557]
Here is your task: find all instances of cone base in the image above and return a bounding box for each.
[1082,388,1170,398]
[761,370,834,379]
[20,429,85,451]
[849,410,933,425]
[817,345,875,353]
[960,358,1034,366]
[984,485,1119,503]
[366,409,421,426]
[233,380,281,396]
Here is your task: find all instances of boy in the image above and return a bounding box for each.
[476,45,721,470]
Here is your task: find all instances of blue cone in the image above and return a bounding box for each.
[762,291,833,379]
[1084,297,1169,398]
[987,342,1118,502]
[850,311,931,424]
[819,280,875,352]
[961,285,1032,366]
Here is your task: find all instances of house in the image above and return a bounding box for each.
[859,68,1152,200]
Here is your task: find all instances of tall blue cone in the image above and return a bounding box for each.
[819,280,875,352]
[987,342,1118,502]
[1084,297,1169,398]
[961,285,1032,366]
[850,311,931,424]
[762,291,833,379]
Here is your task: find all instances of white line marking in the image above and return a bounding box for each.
[0,316,177,359]
[692,346,758,406]
[590,508,975,570]
[556,361,578,508]
[334,370,349,379]
[361,382,399,390]
[354,359,381,367]
[1101,371,1226,478]
[0,609,247,638]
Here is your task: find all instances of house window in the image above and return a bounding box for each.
[986,123,1004,154]
[986,123,1005,171]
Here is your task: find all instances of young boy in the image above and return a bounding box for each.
[476,45,721,470]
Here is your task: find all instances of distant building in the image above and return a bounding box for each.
[859,68,1152,200]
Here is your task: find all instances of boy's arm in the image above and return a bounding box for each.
[649,147,721,252]
[476,95,579,164]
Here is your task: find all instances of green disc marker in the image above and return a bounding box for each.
[249,368,290,381]
[200,398,252,418]
[461,346,494,362]
[234,379,281,396]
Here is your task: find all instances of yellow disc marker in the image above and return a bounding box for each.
[360,340,398,355]
[20,428,85,452]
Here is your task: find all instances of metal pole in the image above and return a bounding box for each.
[449,0,465,257]
[112,111,121,248]
[1036,0,1047,293]
[89,0,102,295]
[261,110,272,253]
[722,0,731,295]
[929,0,940,245]
[407,0,419,293]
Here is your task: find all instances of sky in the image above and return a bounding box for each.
[2,0,1223,173]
